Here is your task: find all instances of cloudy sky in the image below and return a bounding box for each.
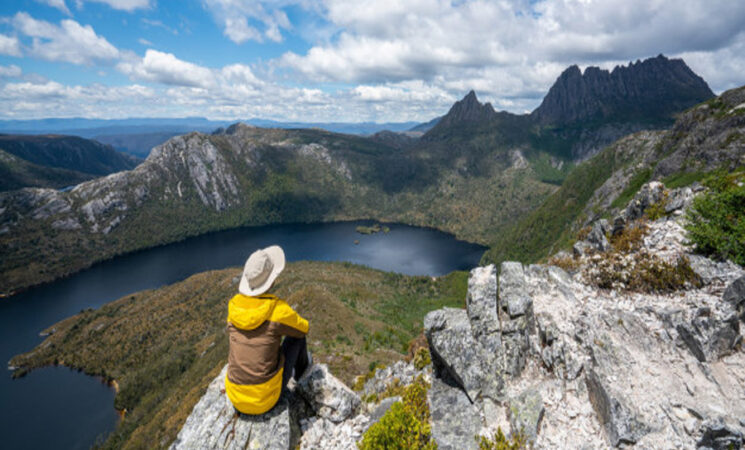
[1,0,744,122]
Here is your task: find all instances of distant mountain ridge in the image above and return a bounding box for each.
[422,55,715,160]
[532,54,714,125]
[0,134,139,176]
[0,149,95,191]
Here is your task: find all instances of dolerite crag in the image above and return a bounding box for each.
[422,220,744,448]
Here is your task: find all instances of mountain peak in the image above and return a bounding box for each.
[423,91,497,138]
[532,55,714,126]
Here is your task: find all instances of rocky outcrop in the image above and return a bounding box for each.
[170,365,296,450]
[173,200,744,449]
[424,210,744,448]
[173,363,367,450]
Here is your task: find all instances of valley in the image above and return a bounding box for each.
[0,55,714,297]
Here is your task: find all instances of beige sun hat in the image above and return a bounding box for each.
[238,245,286,297]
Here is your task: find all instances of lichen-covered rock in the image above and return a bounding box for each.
[170,365,294,450]
[508,388,544,444]
[498,262,533,319]
[665,186,694,214]
[424,307,494,401]
[466,264,500,345]
[297,364,361,423]
[428,377,481,450]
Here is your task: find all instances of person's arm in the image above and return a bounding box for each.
[270,300,309,338]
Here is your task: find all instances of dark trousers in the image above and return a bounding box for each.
[281,336,309,389]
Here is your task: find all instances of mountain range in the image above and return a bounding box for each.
[0,55,731,295]
[0,134,140,191]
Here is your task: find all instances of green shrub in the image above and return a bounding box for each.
[358,376,436,450]
[476,428,526,450]
[413,347,432,370]
[685,172,745,265]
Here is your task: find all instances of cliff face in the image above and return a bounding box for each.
[531,55,715,159]
[532,55,714,126]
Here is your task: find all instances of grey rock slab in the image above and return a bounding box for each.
[466,264,500,346]
[499,262,532,319]
[296,364,360,423]
[573,240,593,257]
[428,377,481,450]
[508,388,545,444]
[689,255,745,286]
[585,368,649,447]
[170,365,293,450]
[676,312,740,362]
[425,307,497,401]
[587,220,611,252]
[361,360,421,398]
[665,186,694,214]
[724,275,745,321]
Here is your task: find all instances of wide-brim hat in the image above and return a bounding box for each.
[238,245,286,297]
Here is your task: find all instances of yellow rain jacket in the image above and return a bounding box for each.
[225,293,308,415]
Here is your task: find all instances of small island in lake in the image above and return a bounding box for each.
[355,224,390,235]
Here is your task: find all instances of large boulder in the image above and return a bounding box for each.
[498,262,533,319]
[296,364,361,423]
[170,365,295,450]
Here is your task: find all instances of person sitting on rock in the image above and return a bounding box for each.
[225,245,311,415]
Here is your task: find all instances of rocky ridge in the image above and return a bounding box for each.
[532,55,714,126]
[173,186,744,448]
[532,55,715,160]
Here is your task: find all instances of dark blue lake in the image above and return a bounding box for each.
[0,221,484,449]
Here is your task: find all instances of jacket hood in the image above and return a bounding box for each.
[227,294,278,331]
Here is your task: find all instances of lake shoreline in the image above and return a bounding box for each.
[1,218,485,300]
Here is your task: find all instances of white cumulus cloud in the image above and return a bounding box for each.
[203,0,293,43]
[12,12,120,65]
[117,49,215,87]
[0,34,22,57]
